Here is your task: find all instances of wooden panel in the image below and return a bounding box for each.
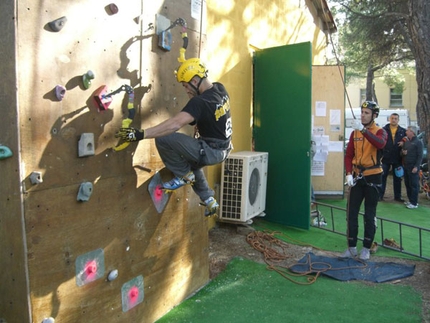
[311,65,345,197]
[25,172,208,322]
[0,1,31,322]
[0,0,210,322]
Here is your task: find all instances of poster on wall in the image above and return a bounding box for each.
[312,161,325,176]
[315,101,327,117]
[191,0,205,20]
[311,131,329,176]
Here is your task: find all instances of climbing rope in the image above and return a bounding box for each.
[246,230,367,285]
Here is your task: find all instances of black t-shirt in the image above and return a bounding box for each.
[182,82,232,141]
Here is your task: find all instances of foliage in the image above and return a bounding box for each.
[328,0,430,162]
[330,0,413,98]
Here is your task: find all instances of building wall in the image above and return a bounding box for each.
[0,0,332,322]
[346,70,418,126]
[204,0,332,212]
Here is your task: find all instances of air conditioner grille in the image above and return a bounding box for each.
[221,158,244,219]
[249,167,260,205]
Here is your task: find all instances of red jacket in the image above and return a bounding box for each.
[345,122,387,176]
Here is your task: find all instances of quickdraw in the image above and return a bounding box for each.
[100,84,135,151]
[109,18,188,151]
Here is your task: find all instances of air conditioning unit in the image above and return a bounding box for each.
[219,151,268,223]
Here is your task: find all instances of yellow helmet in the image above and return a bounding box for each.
[175,58,208,83]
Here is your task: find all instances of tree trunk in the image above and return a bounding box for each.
[366,66,375,101]
[408,0,430,162]
[372,83,378,103]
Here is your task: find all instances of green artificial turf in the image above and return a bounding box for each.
[156,257,422,323]
[156,198,428,322]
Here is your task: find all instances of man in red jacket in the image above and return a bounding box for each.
[342,101,387,260]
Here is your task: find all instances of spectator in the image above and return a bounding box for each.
[402,126,423,209]
[379,113,407,202]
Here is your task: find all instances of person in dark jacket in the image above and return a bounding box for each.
[379,113,407,201]
[402,126,423,209]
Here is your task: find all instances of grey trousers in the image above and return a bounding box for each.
[155,132,230,201]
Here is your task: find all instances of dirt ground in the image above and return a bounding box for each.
[208,175,430,322]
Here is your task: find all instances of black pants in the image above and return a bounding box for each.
[404,166,420,206]
[380,163,402,199]
[347,174,381,249]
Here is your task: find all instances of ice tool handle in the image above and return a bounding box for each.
[104,85,136,151]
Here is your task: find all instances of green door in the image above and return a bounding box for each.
[253,42,312,229]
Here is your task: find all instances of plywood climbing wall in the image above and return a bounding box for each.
[0,0,209,322]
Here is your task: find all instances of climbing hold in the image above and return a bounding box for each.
[78,133,95,157]
[109,3,119,15]
[30,171,43,185]
[77,182,93,202]
[158,30,172,51]
[42,317,55,323]
[148,172,171,213]
[82,70,95,89]
[0,145,13,159]
[75,249,105,286]
[48,16,67,32]
[93,85,113,111]
[129,286,139,302]
[55,85,66,101]
[121,276,144,312]
[85,260,97,276]
[107,269,119,281]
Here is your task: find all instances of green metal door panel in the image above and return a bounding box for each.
[254,42,312,229]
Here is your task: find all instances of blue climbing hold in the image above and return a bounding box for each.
[0,145,13,159]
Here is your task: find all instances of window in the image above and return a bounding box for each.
[390,89,403,107]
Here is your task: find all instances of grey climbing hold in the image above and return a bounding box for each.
[30,171,43,185]
[78,133,95,157]
[107,269,119,281]
[48,16,67,32]
[77,182,93,201]
[109,3,119,15]
[42,317,55,323]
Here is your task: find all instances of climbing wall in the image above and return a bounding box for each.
[0,0,209,322]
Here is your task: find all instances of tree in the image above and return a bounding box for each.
[332,1,413,98]
[330,0,430,162]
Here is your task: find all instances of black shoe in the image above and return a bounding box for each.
[395,198,405,202]
[379,197,384,201]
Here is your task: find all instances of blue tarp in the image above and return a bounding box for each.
[290,252,415,283]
